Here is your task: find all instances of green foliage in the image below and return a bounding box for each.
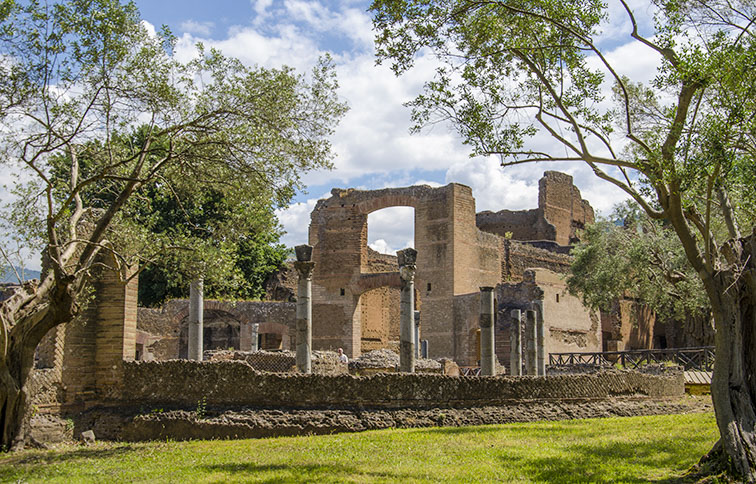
[0,412,717,482]
[371,3,755,472]
[48,126,293,306]
[0,0,347,294]
[195,397,207,420]
[567,201,709,321]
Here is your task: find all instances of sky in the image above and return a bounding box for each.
[4,0,664,269]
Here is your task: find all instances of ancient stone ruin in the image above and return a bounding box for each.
[307,170,599,368]
[19,170,696,444]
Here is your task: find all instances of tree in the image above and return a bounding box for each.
[567,201,713,346]
[48,129,292,307]
[371,0,756,479]
[0,0,346,450]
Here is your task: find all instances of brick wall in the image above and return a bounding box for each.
[476,171,595,246]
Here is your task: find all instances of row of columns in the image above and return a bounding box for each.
[187,244,547,377]
[508,306,546,376]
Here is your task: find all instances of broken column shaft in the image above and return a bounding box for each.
[525,309,537,375]
[294,244,315,374]
[187,278,204,361]
[414,310,421,359]
[535,301,546,376]
[479,287,496,376]
[510,309,523,376]
[398,248,417,373]
[251,323,259,352]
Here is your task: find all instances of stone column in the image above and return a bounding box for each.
[525,309,537,376]
[294,244,315,374]
[510,309,523,376]
[251,323,259,352]
[398,248,417,373]
[414,310,421,359]
[534,301,546,376]
[479,287,496,376]
[187,278,204,361]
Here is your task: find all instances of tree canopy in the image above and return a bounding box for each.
[371,0,756,478]
[568,201,708,320]
[0,0,346,450]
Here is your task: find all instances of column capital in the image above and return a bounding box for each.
[294,261,315,279]
[399,265,416,283]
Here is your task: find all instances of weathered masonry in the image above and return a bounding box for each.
[308,171,601,367]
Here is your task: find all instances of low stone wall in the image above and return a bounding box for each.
[206,350,348,375]
[121,360,684,410]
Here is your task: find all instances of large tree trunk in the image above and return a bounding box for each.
[707,233,756,481]
[0,349,33,451]
[0,280,78,451]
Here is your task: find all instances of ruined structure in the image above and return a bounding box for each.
[308,171,601,367]
[20,169,704,445]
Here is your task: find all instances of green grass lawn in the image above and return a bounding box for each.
[0,412,717,483]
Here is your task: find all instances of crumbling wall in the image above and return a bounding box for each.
[477,171,595,246]
[496,268,600,370]
[477,208,556,241]
[502,240,573,282]
[309,183,500,360]
[121,360,685,409]
[206,350,349,375]
[136,300,296,359]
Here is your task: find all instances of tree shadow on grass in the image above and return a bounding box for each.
[0,445,137,481]
[499,439,704,483]
[203,461,421,483]
[0,444,136,466]
[406,421,610,440]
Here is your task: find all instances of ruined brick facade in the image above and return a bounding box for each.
[308,171,601,365]
[135,299,296,360]
[476,171,595,245]
[31,170,602,411]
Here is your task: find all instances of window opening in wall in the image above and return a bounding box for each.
[340,288,345,296]
[367,206,415,257]
[556,293,560,303]
[427,283,432,291]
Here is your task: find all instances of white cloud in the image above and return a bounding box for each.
[141,20,157,38]
[253,0,273,16]
[367,207,414,254]
[275,196,323,248]
[180,20,214,37]
[368,239,393,254]
[446,157,539,212]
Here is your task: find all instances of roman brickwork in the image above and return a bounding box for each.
[32,254,139,409]
[31,170,602,414]
[495,269,601,372]
[308,183,502,361]
[135,299,296,360]
[308,172,597,365]
[476,171,594,246]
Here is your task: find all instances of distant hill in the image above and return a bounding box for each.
[1,266,41,284]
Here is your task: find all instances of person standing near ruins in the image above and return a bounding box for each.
[337,348,348,364]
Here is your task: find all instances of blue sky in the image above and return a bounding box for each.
[3,0,662,270]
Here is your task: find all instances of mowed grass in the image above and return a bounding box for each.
[0,412,717,483]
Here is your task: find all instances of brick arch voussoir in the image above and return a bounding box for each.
[356,194,420,215]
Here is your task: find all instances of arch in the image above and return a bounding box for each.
[178,308,243,358]
[351,186,436,215]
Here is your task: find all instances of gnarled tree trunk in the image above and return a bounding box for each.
[0,279,77,451]
[707,233,756,481]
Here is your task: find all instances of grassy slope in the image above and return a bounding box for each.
[0,412,717,483]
